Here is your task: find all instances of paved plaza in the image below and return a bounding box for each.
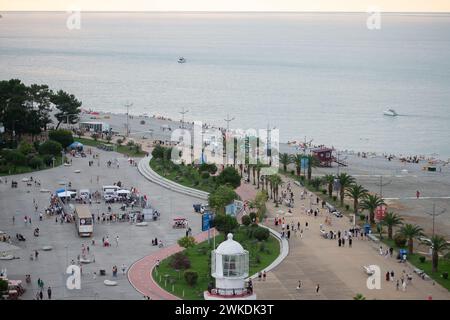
[0,148,201,300]
[252,175,450,300]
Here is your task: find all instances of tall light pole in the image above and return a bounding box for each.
[224,114,235,132]
[375,175,392,199]
[125,102,133,137]
[179,107,189,129]
[425,203,446,237]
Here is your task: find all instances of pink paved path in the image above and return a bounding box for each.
[127,229,216,300]
[235,182,258,222]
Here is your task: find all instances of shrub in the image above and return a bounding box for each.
[290,170,295,175]
[18,142,35,155]
[360,214,366,221]
[38,140,62,156]
[394,233,407,247]
[127,140,135,147]
[201,171,210,179]
[442,272,448,280]
[28,156,43,169]
[253,227,270,241]
[212,214,239,235]
[259,242,266,252]
[345,204,350,211]
[255,255,261,264]
[116,138,123,146]
[332,196,337,201]
[1,149,27,166]
[152,145,164,159]
[249,212,257,223]
[217,167,241,188]
[0,279,8,293]
[49,129,74,148]
[321,189,327,195]
[241,215,251,226]
[184,270,198,287]
[42,154,54,166]
[419,256,426,263]
[169,253,191,270]
[177,236,197,249]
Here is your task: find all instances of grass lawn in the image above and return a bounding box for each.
[150,158,217,193]
[75,137,147,157]
[152,226,280,300]
[380,237,450,291]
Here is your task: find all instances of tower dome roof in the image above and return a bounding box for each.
[215,233,246,255]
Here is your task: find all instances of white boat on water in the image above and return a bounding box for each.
[178,57,186,63]
[383,108,398,116]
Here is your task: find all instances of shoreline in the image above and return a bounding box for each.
[78,109,450,163]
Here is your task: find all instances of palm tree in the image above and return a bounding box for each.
[429,235,449,273]
[323,174,335,197]
[382,212,403,240]
[345,184,368,214]
[353,293,366,300]
[399,224,424,255]
[336,173,355,206]
[305,155,319,181]
[360,194,385,224]
[280,153,291,172]
[269,174,283,205]
[251,164,256,185]
[292,154,303,176]
[310,177,323,191]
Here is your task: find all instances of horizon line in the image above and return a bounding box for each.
[1,10,450,14]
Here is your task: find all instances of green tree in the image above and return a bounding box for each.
[51,90,82,130]
[323,174,335,197]
[268,174,283,205]
[429,235,449,273]
[38,140,62,156]
[305,155,319,181]
[336,173,355,206]
[280,153,291,172]
[213,214,239,234]
[208,185,238,215]
[345,184,368,214]
[27,83,53,131]
[398,224,424,255]
[382,212,403,240]
[184,270,199,287]
[360,194,385,224]
[177,236,197,249]
[217,166,241,188]
[49,129,74,148]
[353,293,366,300]
[310,177,322,191]
[292,154,303,176]
[151,145,165,159]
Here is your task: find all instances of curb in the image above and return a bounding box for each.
[138,156,209,200]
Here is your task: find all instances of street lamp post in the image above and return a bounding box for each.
[179,107,189,129]
[375,175,392,199]
[125,102,133,137]
[425,203,446,237]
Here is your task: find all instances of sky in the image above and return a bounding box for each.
[1,0,450,12]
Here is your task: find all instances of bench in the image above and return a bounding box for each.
[367,234,379,242]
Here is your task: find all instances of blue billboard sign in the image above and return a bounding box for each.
[202,212,212,231]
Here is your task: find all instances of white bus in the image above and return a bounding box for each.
[74,205,93,237]
[102,185,121,200]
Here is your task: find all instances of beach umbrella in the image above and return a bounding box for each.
[68,141,83,149]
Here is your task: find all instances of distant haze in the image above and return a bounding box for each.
[2,0,450,13]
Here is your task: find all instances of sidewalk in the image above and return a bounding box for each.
[127,229,214,300]
[253,175,450,300]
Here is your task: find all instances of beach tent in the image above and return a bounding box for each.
[68,141,84,150]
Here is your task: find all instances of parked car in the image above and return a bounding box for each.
[333,211,343,218]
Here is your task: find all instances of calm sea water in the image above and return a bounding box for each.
[1,12,450,158]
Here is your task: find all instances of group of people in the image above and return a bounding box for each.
[386,270,413,292]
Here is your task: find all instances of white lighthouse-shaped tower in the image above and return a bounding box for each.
[204,233,256,300]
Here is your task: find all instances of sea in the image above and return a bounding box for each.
[1,12,450,158]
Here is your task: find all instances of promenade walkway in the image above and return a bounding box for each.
[253,175,450,300]
[127,229,215,300]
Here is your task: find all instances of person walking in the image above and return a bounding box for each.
[416,190,420,199]
[39,290,43,300]
[396,280,400,291]
[263,271,266,281]
[115,235,119,247]
[121,264,127,275]
[315,284,320,295]
[296,280,302,290]
[47,286,52,299]
[349,237,352,247]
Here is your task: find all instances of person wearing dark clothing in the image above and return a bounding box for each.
[47,287,52,299]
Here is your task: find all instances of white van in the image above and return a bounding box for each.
[102,185,120,200]
[79,189,90,200]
